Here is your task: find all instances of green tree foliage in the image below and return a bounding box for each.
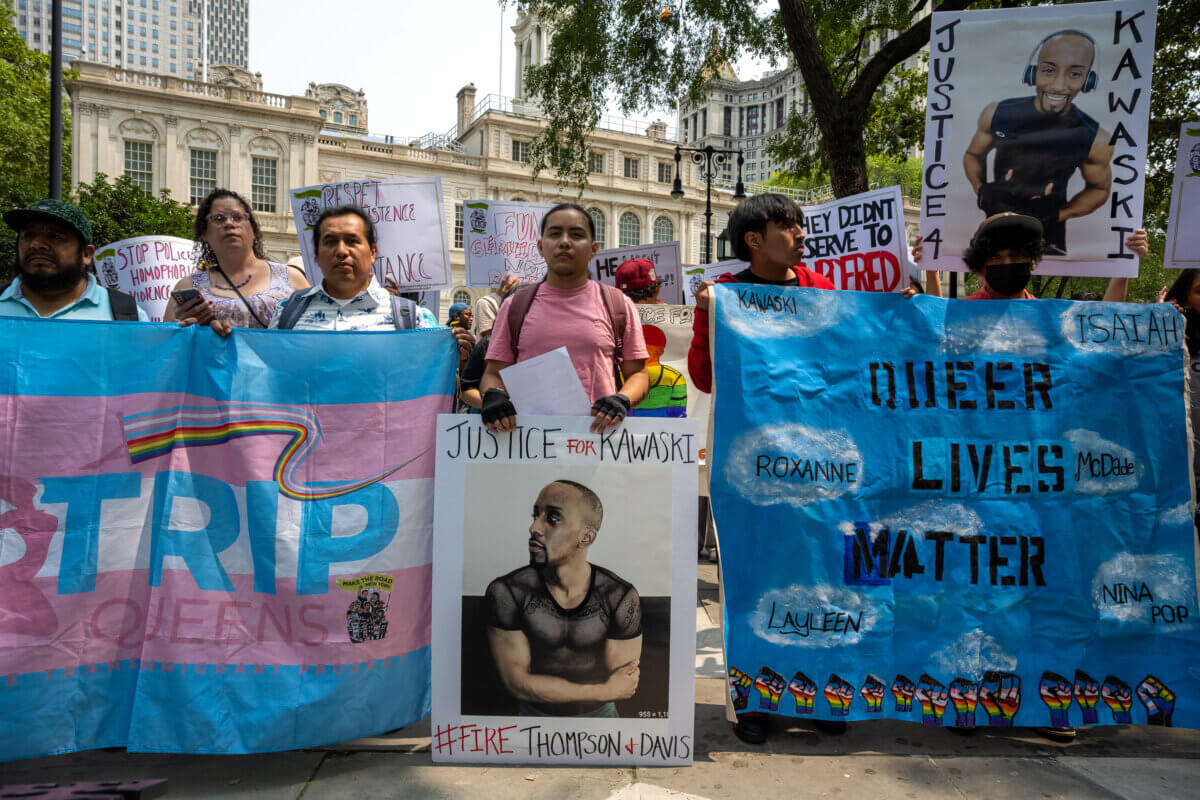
[0,0,69,279]
[767,153,923,197]
[73,174,194,252]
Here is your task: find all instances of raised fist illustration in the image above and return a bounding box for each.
[728,667,752,712]
[916,674,948,726]
[1039,671,1074,729]
[979,671,1021,726]
[1137,675,1175,727]
[860,674,886,713]
[754,665,786,712]
[891,674,915,713]
[1101,675,1133,724]
[788,670,816,715]
[823,673,855,716]
[1073,670,1101,725]
[948,678,979,728]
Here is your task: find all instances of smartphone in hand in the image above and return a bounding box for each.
[171,288,202,306]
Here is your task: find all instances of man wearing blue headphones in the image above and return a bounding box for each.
[963,30,1113,256]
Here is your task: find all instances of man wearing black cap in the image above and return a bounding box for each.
[1,199,146,321]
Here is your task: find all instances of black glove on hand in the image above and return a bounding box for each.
[481,388,516,425]
[977,181,1015,213]
[591,393,631,422]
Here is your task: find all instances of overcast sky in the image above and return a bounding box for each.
[248,0,774,138]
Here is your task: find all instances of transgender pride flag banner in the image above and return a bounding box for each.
[0,317,456,761]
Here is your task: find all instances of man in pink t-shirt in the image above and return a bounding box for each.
[481,204,649,434]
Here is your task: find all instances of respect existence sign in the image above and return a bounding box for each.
[710,285,1199,729]
[290,177,452,291]
[919,0,1157,277]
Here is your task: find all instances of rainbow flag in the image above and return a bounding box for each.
[0,318,456,760]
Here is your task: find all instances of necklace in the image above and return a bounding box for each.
[213,267,254,290]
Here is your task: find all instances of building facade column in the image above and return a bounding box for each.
[95,104,113,178]
[227,123,242,189]
[163,114,179,199]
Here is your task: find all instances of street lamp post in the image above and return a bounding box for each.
[671,144,746,265]
[49,0,63,200]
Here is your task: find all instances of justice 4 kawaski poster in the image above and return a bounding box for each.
[290,177,451,291]
[431,416,697,765]
[94,236,195,322]
[710,284,1199,730]
[1165,122,1200,270]
[0,318,457,761]
[919,0,1157,277]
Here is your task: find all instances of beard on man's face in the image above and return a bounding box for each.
[16,251,88,293]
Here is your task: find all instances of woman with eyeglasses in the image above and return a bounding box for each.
[165,188,308,333]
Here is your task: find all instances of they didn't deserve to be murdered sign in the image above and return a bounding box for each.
[710,284,1199,729]
[463,199,555,288]
[432,416,698,765]
[681,186,912,303]
[94,235,195,322]
[919,0,1157,277]
[290,177,451,291]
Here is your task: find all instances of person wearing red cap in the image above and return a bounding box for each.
[615,258,667,305]
[688,194,834,394]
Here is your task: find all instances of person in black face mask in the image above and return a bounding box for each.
[962,214,1045,300]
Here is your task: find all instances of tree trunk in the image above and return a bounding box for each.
[825,117,870,196]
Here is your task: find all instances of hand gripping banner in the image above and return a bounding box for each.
[0,318,457,760]
[709,285,1200,729]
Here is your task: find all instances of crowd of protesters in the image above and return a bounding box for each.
[0,185,1174,750]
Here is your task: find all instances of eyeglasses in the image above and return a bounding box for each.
[207,212,248,225]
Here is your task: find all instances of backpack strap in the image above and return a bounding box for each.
[276,290,316,330]
[504,283,541,362]
[596,282,628,389]
[389,294,418,330]
[105,287,140,321]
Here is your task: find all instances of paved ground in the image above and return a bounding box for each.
[4,562,1197,799]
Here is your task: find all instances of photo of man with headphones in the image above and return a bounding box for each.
[963,29,1114,256]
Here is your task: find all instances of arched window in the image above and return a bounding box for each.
[618,212,641,247]
[587,207,606,248]
[452,289,471,305]
[653,216,674,243]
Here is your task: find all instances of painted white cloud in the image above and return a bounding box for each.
[724,424,862,507]
[928,630,1018,678]
[1092,553,1196,629]
[1064,429,1141,495]
[877,501,983,539]
[752,583,888,648]
[943,311,1047,355]
[1156,503,1191,527]
[1060,305,1183,355]
[716,284,845,339]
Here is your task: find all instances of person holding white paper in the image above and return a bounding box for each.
[479,203,649,434]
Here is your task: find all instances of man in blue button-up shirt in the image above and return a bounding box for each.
[0,199,147,321]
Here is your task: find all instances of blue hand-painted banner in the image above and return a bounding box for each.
[710,285,1200,729]
[0,318,456,761]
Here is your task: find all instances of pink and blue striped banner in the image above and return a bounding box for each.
[0,317,456,760]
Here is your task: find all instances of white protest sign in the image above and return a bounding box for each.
[803,185,911,291]
[290,177,450,291]
[500,348,592,416]
[464,199,556,288]
[682,260,744,306]
[919,0,1157,277]
[589,241,684,304]
[94,235,195,322]
[1165,122,1200,269]
[432,415,697,765]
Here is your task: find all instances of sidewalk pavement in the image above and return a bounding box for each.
[3,562,1197,799]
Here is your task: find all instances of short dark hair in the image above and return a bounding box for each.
[313,205,377,253]
[624,284,661,302]
[963,226,1044,273]
[540,203,595,239]
[194,189,266,259]
[550,479,604,531]
[728,193,804,262]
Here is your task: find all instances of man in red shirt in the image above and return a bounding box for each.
[688,193,834,393]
